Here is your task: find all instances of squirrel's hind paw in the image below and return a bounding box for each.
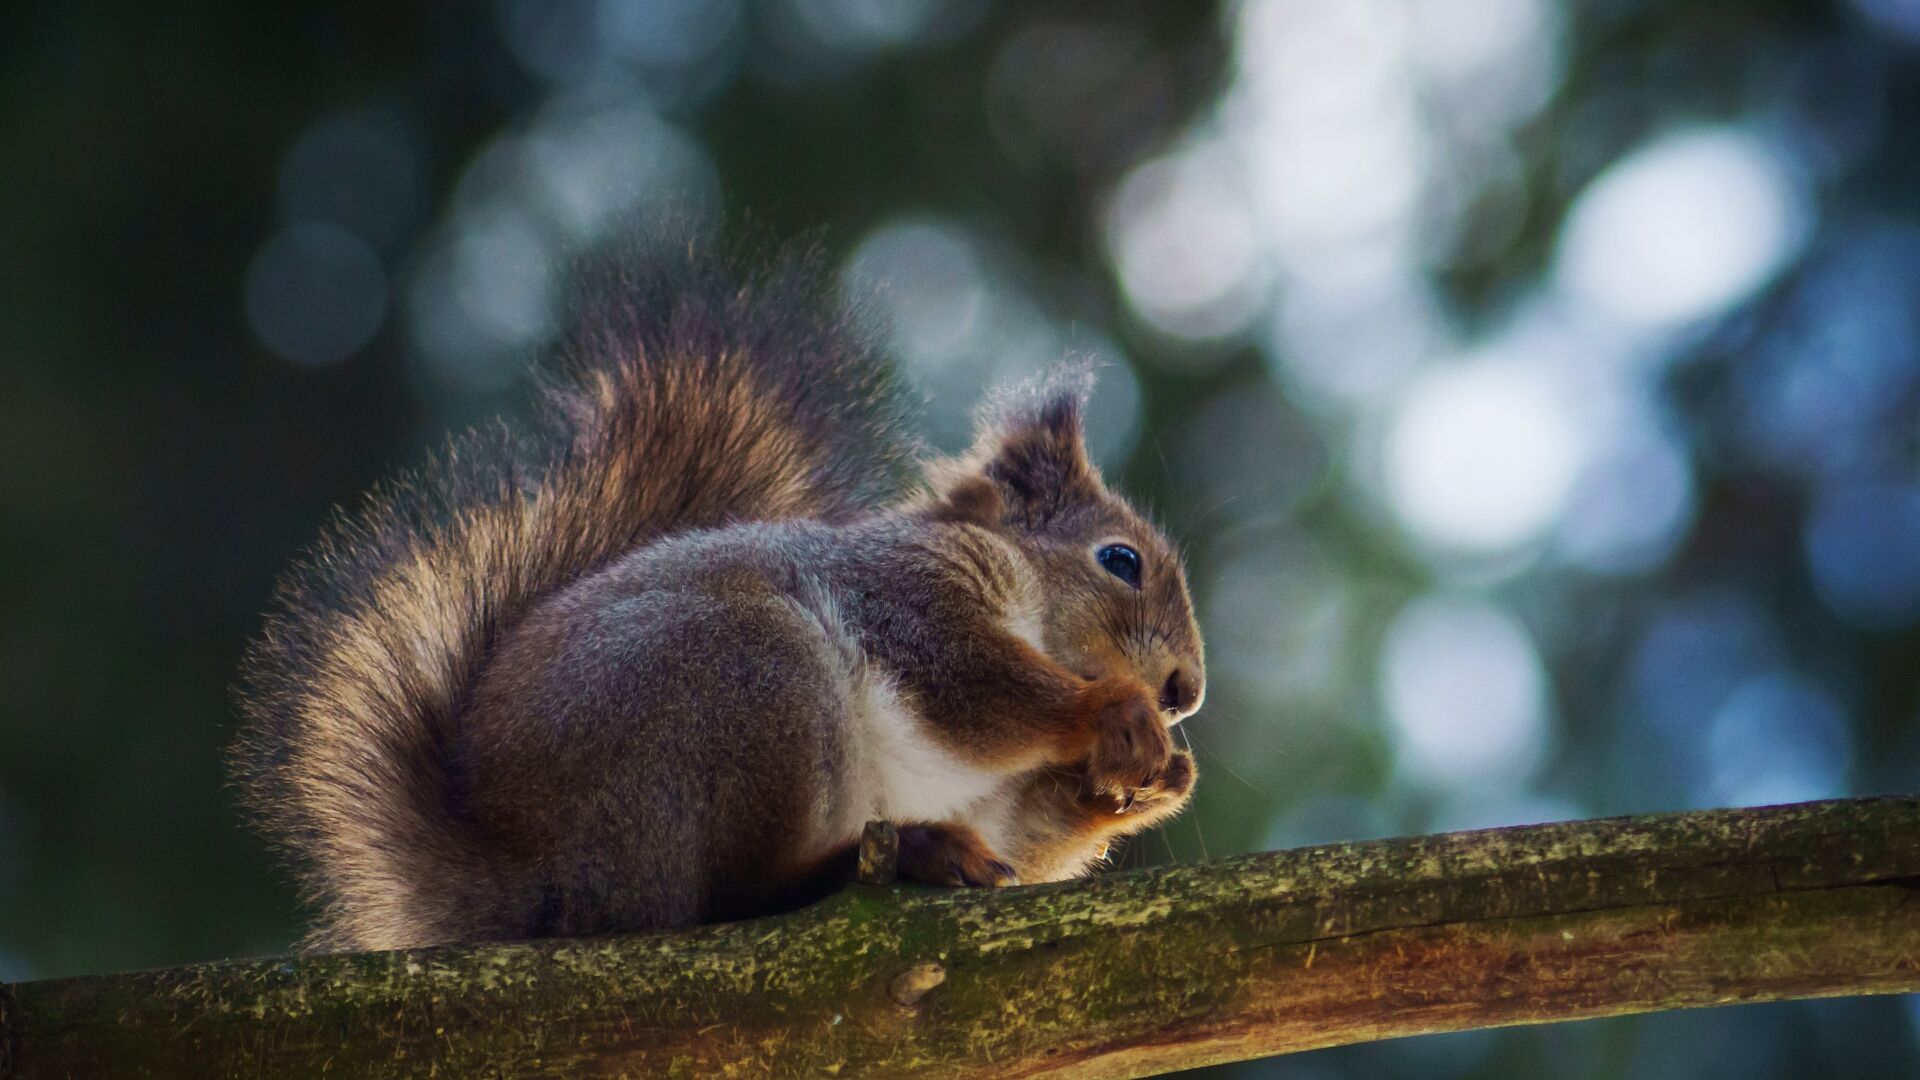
[896,822,1020,888]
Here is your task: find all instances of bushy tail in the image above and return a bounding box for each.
[234,228,918,950]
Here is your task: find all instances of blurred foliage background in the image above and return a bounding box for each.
[3,1,1919,1076]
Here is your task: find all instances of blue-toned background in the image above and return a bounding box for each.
[3,2,1916,1076]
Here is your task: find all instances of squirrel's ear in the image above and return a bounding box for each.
[928,371,1101,524]
[981,388,1098,512]
[925,368,1102,525]
[923,469,1006,525]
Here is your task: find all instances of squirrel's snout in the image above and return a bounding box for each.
[1158,666,1202,720]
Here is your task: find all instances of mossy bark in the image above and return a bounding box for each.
[4,797,1917,1078]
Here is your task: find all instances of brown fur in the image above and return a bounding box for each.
[234,235,1205,952]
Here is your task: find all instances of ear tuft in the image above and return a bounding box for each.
[966,363,1102,521]
[976,363,1096,437]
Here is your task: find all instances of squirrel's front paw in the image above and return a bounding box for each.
[1077,749,1196,822]
[1080,679,1174,804]
[896,822,1019,888]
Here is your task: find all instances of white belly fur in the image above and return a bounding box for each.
[832,665,1020,850]
[787,588,1027,857]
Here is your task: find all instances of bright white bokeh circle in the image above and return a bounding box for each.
[1383,360,1582,551]
[1381,594,1551,788]
[1554,128,1807,329]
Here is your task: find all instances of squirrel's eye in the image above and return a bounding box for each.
[1096,544,1143,588]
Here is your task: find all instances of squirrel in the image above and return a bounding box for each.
[233,230,1206,953]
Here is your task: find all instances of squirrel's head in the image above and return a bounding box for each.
[923,369,1206,725]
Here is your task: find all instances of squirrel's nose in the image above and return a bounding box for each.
[1158,667,1201,717]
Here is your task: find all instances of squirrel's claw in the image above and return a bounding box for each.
[1074,749,1196,821]
[1083,686,1176,803]
[896,822,1020,889]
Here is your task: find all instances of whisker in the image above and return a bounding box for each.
[1179,721,1269,798]
[1188,491,1248,533]
[1172,727,1213,861]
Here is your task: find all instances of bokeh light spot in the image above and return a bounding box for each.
[844,219,987,371]
[244,223,387,367]
[1554,128,1808,330]
[1737,224,1920,478]
[599,0,742,69]
[526,102,719,241]
[1381,595,1551,788]
[498,0,601,82]
[1383,360,1581,551]
[1804,480,1920,629]
[787,0,986,53]
[407,208,556,392]
[844,218,1142,462]
[1556,424,1696,573]
[1850,0,1920,46]
[1106,141,1268,344]
[1704,673,1854,807]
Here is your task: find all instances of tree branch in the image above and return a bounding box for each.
[4,797,1916,1078]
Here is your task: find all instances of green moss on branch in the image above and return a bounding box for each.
[4,798,1917,1078]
